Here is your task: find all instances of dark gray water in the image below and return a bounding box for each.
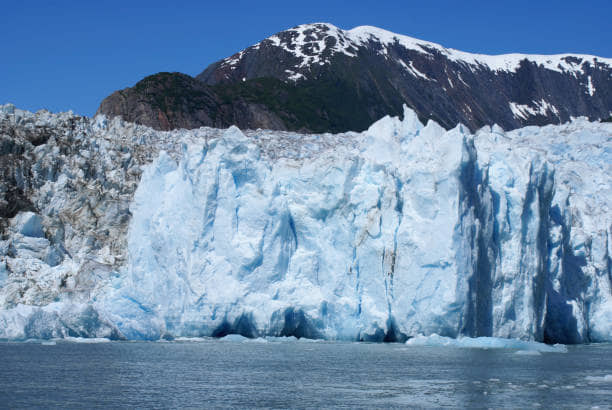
[0,339,611,408]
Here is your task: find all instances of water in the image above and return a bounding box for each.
[1,340,611,408]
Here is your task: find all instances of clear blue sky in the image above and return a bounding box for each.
[2,0,611,117]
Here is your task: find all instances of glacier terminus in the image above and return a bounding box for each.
[0,104,610,344]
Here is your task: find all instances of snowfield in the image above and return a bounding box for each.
[0,104,610,343]
[225,23,612,80]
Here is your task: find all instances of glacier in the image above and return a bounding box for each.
[0,104,610,343]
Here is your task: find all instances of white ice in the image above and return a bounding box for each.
[97,106,612,343]
[585,375,612,383]
[0,104,611,345]
[405,334,567,353]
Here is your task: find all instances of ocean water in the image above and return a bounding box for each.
[0,339,611,408]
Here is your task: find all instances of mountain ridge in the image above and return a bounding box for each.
[98,23,612,132]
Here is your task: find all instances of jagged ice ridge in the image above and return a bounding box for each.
[0,104,610,343]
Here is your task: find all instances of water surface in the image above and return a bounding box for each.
[1,340,611,408]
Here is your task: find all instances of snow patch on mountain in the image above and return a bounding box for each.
[509,99,560,120]
[218,23,612,81]
[587,76,596,96]
[398,59,431,80]
[345,25,611,74]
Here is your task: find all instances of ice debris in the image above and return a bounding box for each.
[405,334,567,353]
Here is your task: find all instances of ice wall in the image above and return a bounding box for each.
[102,109,612,342]
[0,105,610,342]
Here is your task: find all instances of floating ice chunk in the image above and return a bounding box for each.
[514,350,542,356]
[585,375,612,383]
[246,337,268,343]
[219,334,249,342]
[174,337,210,342]
[266,336,299,342]
[63,337,111,343]
[405,334,567,353]
[297,337,321,343]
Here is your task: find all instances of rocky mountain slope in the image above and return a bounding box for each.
[1,104,611,343]
[98,23,612,132]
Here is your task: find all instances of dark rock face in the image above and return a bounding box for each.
[98,23,612,132]
[98,73,218,131]
[97,72,289,131]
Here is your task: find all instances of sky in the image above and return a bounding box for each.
[2,0,611,117]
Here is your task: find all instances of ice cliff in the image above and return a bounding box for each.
[0,104,610,343]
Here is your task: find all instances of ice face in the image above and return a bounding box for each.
[0,105,611,343]
[100,108,612,343]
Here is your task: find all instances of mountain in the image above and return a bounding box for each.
[1,104,611,343]
[98,23,612,132]
[97,72,289,131]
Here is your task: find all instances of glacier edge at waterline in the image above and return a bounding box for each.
[0,104,610,343]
